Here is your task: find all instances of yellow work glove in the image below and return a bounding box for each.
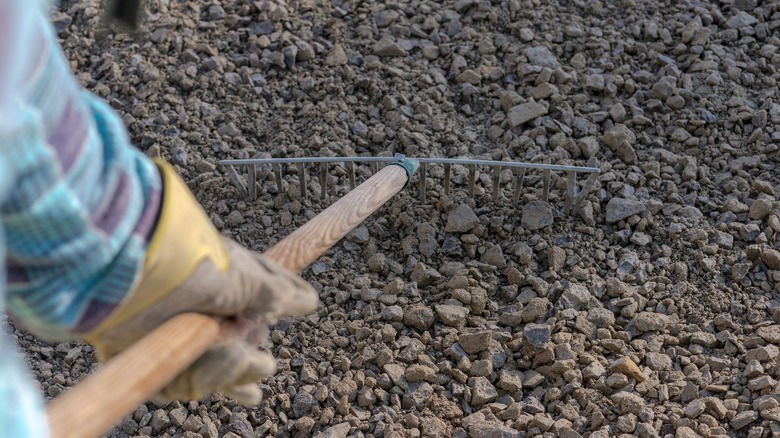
[83,160,318,404]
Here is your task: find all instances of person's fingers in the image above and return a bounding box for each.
[222,383,262,406]
[231,348,277,385]
[249,254,319,318]
[157,343,277,404]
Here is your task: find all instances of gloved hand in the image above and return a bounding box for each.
[82,160,318,404]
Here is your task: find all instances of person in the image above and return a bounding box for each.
[0,1,319,436]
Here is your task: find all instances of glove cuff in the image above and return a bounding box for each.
[85,160,229,339]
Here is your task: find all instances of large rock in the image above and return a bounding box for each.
[605,197,647,223]
[644,352,672,370]
[727,11,758,28]
[560,284,591,310]
[523,323,551,349]
[522,200,554,230]
[507,102,547,127]
[403,304,435,330]
[470,421,521,438]
[469,376,498,405]
[610,391,645,415]
[324,44,348,66]
[445,203,479,232]
[761,248,780,270]
[411,262,442,287]
[459,331,492,354]
[373,38,407,57]
[314,423,350,438]
[402,382,433,409]
[632,312,670,332]
[603,124,638,164]
[497,370,524,392]
[524,46,559,68]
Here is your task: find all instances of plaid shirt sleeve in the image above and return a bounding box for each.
[2,1,162,435]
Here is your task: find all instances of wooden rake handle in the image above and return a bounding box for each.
[46,163,412,438]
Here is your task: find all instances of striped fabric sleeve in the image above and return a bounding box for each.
[1,1,162,339]
[1,2,163,435]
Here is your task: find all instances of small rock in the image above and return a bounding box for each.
[375,10,399,27]
[523,323,551,349]
[293,391,317,418]
[405,364,435,383]
[497,370,524,392]
[675,427,700,438]
[481,244,507,268]
[325,44,348,66]
[435,304,469,326]
[208,4,225,20]
[459,331,492,354]
[411,262,442,287]
[609,357,646,382]
[469,376,498,406]
[690,331,718,348]
[761,249,780,270]
[603,124,638,164]
[684,399,706,418]
[296,417,315,434]
[374,39,407,57]
[749,198,773,220]
[757,325,780,344]
[456,69,482,85]
[546,246,565,271]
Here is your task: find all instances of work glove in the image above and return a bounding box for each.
[83,160,318,404]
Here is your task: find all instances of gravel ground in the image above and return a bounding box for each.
[9,0,780,436]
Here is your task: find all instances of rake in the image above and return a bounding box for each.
[220,154,600,216]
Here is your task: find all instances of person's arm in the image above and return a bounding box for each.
[0,154,48,436]
[1,1,318,430]
[1,2,161,339]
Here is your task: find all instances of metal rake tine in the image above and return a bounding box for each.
[319,162,327,202]
[347,161,356,189]
[227,165,248,198]
[248,164,257,200]
[563,170,576,214]
[572,172,598,213]
[542,160,551,203]
[419,162,427,202]
[298,162,306,200]
[468,164,476,198]
[443,163,451,196]
[492,165,500,203]
[513,167,525,207]
[274,163,283,194]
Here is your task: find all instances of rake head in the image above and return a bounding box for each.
[219,154,599,217]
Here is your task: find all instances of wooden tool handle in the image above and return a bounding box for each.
[47,164,411,438]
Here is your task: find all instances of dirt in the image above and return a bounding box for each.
[11,0,780,437]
